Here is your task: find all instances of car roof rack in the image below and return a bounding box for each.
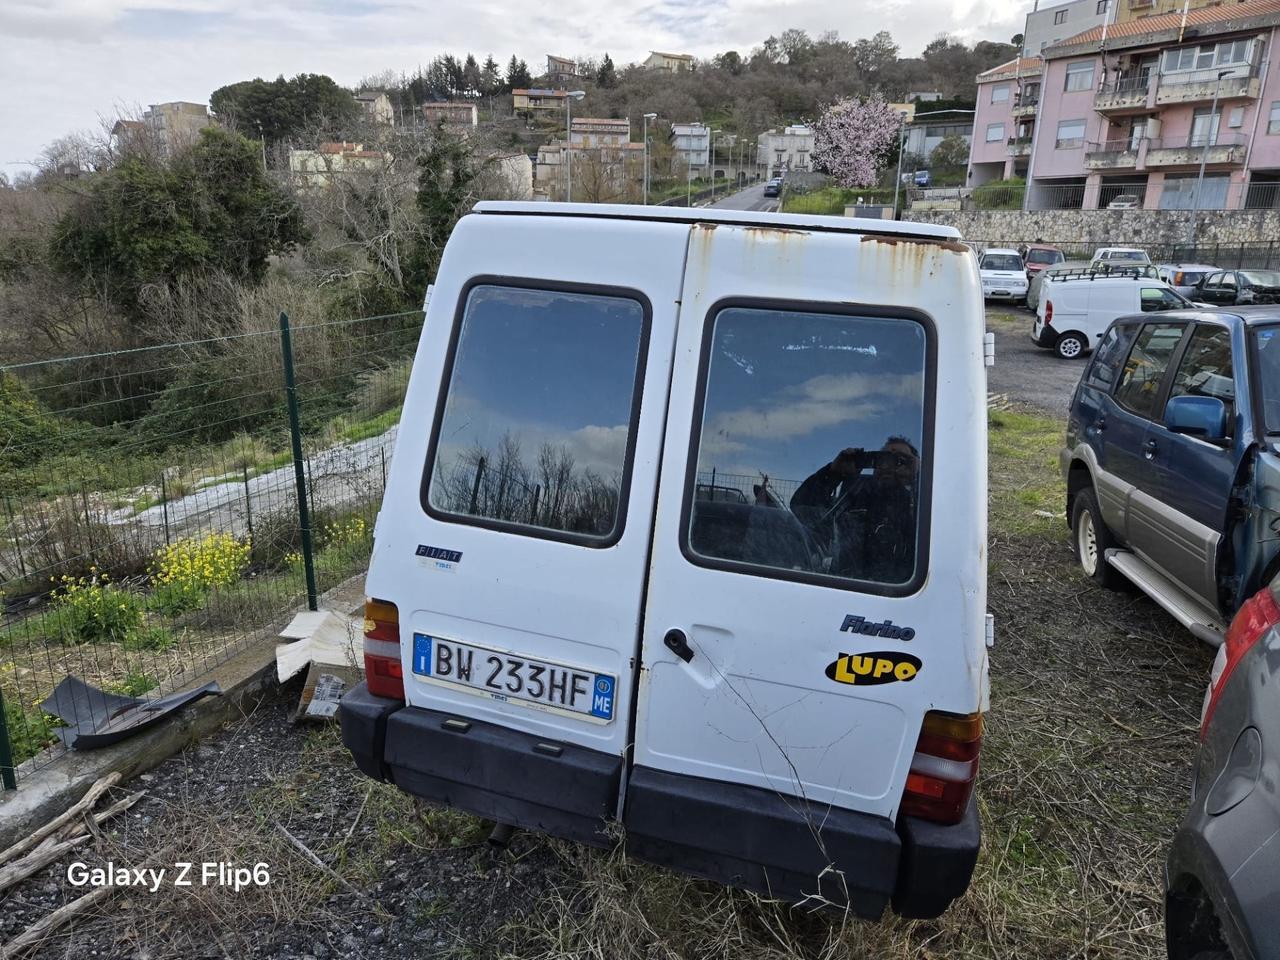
[1046,266,1148,282]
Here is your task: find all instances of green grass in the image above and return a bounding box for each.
[987,408,1066,539]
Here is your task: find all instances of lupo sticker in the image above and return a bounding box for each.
[824,651,922,686]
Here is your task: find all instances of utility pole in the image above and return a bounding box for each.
[564,90,586,202]
[1187,69,1231,250]
[643,112,657,204]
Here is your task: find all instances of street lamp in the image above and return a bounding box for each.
[642,112,657,204]
[891,111,910,220]
[708,128,721,201]
[564,90,586,203]
[1187,69,1232,249]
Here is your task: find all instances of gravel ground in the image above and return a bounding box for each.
[986,305,1086,416]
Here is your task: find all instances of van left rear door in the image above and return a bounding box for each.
[373,212,686,846]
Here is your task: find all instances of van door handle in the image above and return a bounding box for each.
[1143,439,1158,459]
[663,629,694,663]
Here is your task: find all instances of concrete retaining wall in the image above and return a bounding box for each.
[905,208,1280,246]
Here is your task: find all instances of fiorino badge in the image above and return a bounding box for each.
[825,651,922,686]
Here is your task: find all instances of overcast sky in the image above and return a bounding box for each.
[2,0,1031,180]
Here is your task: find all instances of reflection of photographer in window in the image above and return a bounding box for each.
[790,437,919,583]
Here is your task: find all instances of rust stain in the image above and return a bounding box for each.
[860,233,968,254]
[692,221,718,232]
[741,225,807,237]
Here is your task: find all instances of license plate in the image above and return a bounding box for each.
[410,634,616,723]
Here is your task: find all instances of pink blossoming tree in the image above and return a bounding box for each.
[811,97,904,188]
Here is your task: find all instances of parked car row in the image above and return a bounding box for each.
[1060,303,1280,960]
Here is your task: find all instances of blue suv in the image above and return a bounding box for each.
[1061,307,1280,641]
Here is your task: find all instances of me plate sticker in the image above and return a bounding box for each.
[411,634,615,723]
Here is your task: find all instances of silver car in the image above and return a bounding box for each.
[1166,575,1280,960]
[1157,263,1219,298]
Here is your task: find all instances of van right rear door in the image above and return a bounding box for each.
[624,222,989,912]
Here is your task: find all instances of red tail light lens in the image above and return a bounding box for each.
[1045,300,1053,324]
[1201,584,1279,738]
[363,597,404,700]
[901,711,982,825]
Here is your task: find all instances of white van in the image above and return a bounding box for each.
[340,202,990,919]
[1033,271,1191,358]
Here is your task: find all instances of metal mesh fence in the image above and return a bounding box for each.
[0,309,421,788]
[965,239,1280,269]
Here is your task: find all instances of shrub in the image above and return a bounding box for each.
[2,694,59,764]
[973,177,1026,210]
[149,533,251,616]
[52,571,145,645]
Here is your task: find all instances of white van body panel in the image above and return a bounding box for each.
[632,225,988,819]
[367,212,688,761]
[1038,276,1181,350]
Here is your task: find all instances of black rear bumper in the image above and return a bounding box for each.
[338,683,979,917]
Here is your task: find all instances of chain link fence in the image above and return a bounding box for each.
[0,309,421,789]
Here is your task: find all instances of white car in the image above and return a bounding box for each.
[340,201,990,920]
[979,248,1029,302]
[1090,246,1151,271]
[1033,271,1191,358]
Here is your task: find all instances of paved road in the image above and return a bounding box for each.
[707,182,779,212]
[986,305,1084,417]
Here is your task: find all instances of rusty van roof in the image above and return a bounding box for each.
[471,201,963,243]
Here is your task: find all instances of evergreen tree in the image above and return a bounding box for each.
[596,53,617,88]
[506,57,532,91]
[480,55,503,96]
[462,54,482,97]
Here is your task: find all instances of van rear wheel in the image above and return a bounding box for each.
[1072,488,1124,589]
[1055,332,1086,359]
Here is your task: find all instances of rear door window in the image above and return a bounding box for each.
[1114,322,1187,419]
[685,305,930,589]
[424,282,648,544]
[1140,287,1187,311]
[1086,323,1139,392]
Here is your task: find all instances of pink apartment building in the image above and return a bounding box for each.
[968,0,1280,210]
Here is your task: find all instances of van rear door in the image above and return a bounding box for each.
[624,224,988,911]
[372,212,687,846]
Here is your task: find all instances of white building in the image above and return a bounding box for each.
[756,125,815,177]
[644,51,695,72]
[354,91,394,126]
[670,122,710,173]
[1022,0,1111,56]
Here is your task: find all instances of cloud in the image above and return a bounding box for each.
[2,0,1033,178]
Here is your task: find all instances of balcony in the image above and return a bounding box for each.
[1085,139,1142,170]
[1156,65,1261,106]
[1011,95,1039,119]
[1007,137,1032,158]
[1144,133,1247,168]
[1095,75,1153,113]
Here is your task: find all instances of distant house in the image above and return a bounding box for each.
[670,122,710,173]
[513,88,570,112]
[421,102,478,131]
[289,141,389,189]
[907,90,944,103]
[490,152,534,199]
[644,51,695,72]
[571,117,631,147]
[109,118,149,155]
[139,102,212,157]
[756,125,814,177]
[546,55,578,82]
[354,91,394,126]
[903,109,974,164]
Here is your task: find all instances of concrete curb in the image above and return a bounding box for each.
[0,574,366,851]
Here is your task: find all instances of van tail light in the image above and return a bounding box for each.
[363,598,404,701]
[1201,583,1279,738]
[901,710,982,825]
[1044,300,1054,324]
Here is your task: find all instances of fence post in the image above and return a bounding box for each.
[0,688,16,791]
[5,496,26,581]
[159,474,171,546]
[242,464,254,542]
[279,312,319,612]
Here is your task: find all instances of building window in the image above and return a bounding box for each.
[986,123,1005,142]
[1096,0,1108,12]
[1054,9,1068,24]
[1269,102,1280,135]
[991,84,1010,104]
[1163,39,1252,74]
[1065,61,1095,92]
[1228,106,1245,128]
[1056,119,1086,148]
